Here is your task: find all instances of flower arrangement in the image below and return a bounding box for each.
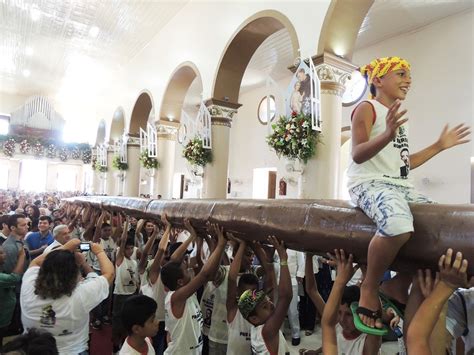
[33,142,44,157]
[183,137,212,167]
[82,149,92,164]
[46,144,56,158]
[94,160,107,173]
[19,139,30,154]
[0,135,92,162]
[3,139,15,157]
[266,111,320,164]
[71,148,81,160]
[139,149,159,170]
[112,155,128,171]
[58,147,68,162]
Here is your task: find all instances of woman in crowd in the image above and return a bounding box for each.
[19,238,114,355]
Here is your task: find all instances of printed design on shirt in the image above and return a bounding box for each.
[40,305,56,327]
[57,329,73,336]
[239,331,251,341]
[124,267,136,286]
[103,243,116,261]
[393,125,410,178]
[202,294,215,328]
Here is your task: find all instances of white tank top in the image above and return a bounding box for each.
[114,257,138,295]
[251,324,290,355]
[141,265,167,322]
[227,311,252,355]
[336,324,370,355]
[200,266,229,343]
[346,99,412,189]
[164,292,203,355]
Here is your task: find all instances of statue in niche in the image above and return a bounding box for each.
[279,178,287,196]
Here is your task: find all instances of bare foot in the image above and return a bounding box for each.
[358,283,383,328]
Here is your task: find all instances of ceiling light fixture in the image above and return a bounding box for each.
[22,69,31,77]
[89,26,100,38]
[167,115,174,121]
[30,6,41,22]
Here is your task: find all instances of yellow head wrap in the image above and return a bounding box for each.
[359,56,411,98]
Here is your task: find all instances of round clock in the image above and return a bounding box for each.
[342,70,368,107]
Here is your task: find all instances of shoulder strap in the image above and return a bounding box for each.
[454,290,469,336]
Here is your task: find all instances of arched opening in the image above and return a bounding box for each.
[212,10,299,104]
[317,0,374,59]
[160,63,204,199]
[109,107,125,143]
[95,119,106,146]
[159,63,202,123]
[129,91,153,135]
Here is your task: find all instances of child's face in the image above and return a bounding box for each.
[145,222,155,234]
[377,69,411,101]
[136,314,159,338]
[249,296,274,325]
[338,303,358,335]
[294,82,300,90]
[101,227,112,239]
[178,262,192,286]
[125,245,134,258]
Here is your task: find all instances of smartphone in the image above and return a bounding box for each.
[79,242,91,252]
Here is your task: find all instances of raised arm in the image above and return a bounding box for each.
[92,210,106,243]
[67,206,83,233]
[227,238,247,322]
[305,252,325,316]
[115,217,129,267]
[251,241,275,296]
[148,223,171,285]
[410,124,470,169]
[262,236,291,351]
[111,213,124,243]
[407,249,472,355]
[169,218,196,262]
[138,222,159,275]
[321,250,358,355]
[172,224,226,316]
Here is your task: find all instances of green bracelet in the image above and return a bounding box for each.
[280,260,288,266]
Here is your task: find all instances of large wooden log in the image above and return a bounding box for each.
[65,196,474,275]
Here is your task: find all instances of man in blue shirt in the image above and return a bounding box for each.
[25,216,53,259]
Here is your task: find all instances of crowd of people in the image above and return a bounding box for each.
[0,56,473,355]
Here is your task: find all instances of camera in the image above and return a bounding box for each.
[79,243,91,252]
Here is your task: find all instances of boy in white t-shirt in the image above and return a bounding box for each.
[119,295,159,355]
[113,218,139,353]
[160,222,227,355]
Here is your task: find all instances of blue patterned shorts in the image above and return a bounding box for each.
[349,180,434,237]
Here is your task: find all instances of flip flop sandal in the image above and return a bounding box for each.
[379,292,405,319]
[350,302,388,336]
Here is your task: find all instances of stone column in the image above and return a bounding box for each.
[106,148,115,196]
[298,53,355,199]
[123,137,141,197]
[202,102,239,199]
[154,129,176,199]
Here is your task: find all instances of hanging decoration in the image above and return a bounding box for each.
[0,134,91,163]
[112,155,128,171]
[266,111,320,164]
[58,147,68,162]
[3,139,16,157]
[19,139,30,154]
[183,136,213,167]
[139,149,159,170]
[94,160,108,173]
[33,142,44,158]
[46,144,56,159]
[71,148,81,160]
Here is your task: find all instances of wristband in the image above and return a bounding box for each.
[280,260,288,266]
